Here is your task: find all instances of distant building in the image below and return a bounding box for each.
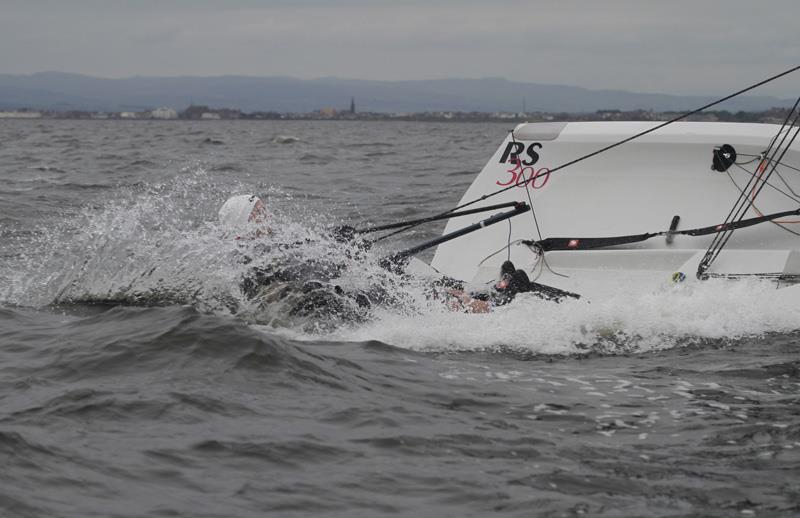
[151,107,178,119]
[0,110,42,119]
[200,112,221,120]
[350,97,356,114]
[180,105,211,120]
[120,112,138,119]
[318,107,337,118]
[492,112,517,120]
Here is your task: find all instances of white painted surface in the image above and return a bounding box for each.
[430,122,800,299]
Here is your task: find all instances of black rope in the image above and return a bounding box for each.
[736,153,800,185]
[774,169,800,198]
[737,152,800,175]
[698,97,800,276]
[371,64,800,246]
[736,152,800,195]
[522,207,800,252]
[745,122,800,237]
[769,160,800,175]
[750,123,800,204]
[366,202,520,244]
[384,203,530,264]
[699,101,800,272]
[722,114,799,236]
[731,162,800,205]
[357,65,800,259]
[449,64,800,215]
[359,202,519,235]
[701,126,800,274]
[506,218,512,262]
[508,132,569,278]
[727,165,800,237]
[510,132,545,241]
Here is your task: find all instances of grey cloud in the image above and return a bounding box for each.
[0,0,797,97]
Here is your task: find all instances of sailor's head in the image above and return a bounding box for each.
[500,261,516,276]
[218,194,270,233]
[495,260,517,290]
[495,264,531,294]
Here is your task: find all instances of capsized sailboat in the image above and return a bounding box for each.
[354,67,800,306]
[364,65,800,305]
[427,120,800,302]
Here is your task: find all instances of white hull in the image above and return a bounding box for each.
[430,122,800,302]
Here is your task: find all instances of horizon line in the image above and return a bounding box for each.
[3,70,791,101]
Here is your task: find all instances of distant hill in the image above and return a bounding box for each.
[0,71,793,113]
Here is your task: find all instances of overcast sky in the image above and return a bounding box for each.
[1,0,798,97]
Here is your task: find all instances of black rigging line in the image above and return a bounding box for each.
[522,207,800,252]
[358,202,520,235]
[698,97,800,276]
[510,132,568,278]
[735,156,762,166]
[738,110,800,212]
[730,162,800,205]
[361,65,800,259]
[767,160,800,175]
[774,169,800,198]
[371,64,800,244]
[448,64,800,215]
[506,218,512,262]
[366,202,520,244]
[727,165,800,237]
[738,152,800,172]
[748,121,800,209]
[704,100,800,251]
[703,122,800,271]
[738,154,800,172]
[739,144,800,197]
[510,132,544,242]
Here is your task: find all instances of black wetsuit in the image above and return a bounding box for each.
[471,261,579,306]
[238,248,404,323]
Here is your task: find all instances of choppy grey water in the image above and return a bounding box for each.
[1,120,799,517]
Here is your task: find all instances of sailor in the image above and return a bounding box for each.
[446,260,571,313]
[218,194,271,238]
[218,194,385,322]
[218,195,570,320]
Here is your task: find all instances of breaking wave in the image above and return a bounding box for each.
[315,277,800,355]
[3,167,799,355]
[1,168,421,332]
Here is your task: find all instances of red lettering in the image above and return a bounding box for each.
[531,168,550,189]
[496,159,521,187]
[497,158,550,189]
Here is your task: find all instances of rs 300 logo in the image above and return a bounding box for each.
[496,141,550,189]
[499,142,541,165]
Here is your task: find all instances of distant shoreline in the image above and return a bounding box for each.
[0,106,791,124]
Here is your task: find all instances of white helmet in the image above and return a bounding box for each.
[218,194,263,228]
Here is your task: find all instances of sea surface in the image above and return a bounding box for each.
[1,120,799,517]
